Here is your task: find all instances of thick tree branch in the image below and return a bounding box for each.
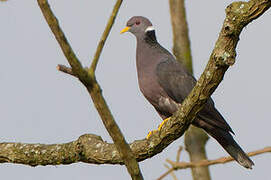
[169,1,211,179]
[38,0,144,180]
[0,133,183,165]
[1,0,269,171]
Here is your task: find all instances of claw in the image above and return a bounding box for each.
[146,131,152,139]
[146,130,158,139]
[146,118,171,139]
[158,117,170,131]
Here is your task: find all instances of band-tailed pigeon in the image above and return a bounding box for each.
[120,16,254,169]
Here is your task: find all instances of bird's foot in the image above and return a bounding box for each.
[146,118,170,139]
[158,117,170,131]
[146,129,158,139]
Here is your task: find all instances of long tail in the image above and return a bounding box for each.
[193,120,254,169]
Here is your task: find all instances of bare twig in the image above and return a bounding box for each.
[168,146,271,169]
[176,146,183,162]
[157,147,271,180]
[89,0,123,74]
[165,164,178,180]
[157,168,175,180]
[57,64,75,76]
[157,147,183,180]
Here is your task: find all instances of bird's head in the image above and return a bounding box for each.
[120,16,155,39]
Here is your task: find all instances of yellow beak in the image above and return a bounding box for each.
[120,26,130,34]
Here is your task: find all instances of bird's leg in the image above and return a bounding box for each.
[158,117,170,131]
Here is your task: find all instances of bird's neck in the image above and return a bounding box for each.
[136,31,170,69]
[144,30,157,44]
[136,35,160,77]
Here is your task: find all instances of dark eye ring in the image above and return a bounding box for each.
[135,21,140,25]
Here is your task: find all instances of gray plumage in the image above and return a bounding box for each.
[122,16,254,169]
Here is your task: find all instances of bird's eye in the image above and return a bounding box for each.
[135,21,140,25]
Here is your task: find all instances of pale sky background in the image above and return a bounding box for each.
[0,0,270,180]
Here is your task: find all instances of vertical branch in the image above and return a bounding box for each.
[87,0,143,179]
[169,0,193,73]
[37,0,143,179]
[169,0,211,180]
[184,126,210,180]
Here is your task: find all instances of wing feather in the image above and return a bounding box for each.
[156,58,233,133]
